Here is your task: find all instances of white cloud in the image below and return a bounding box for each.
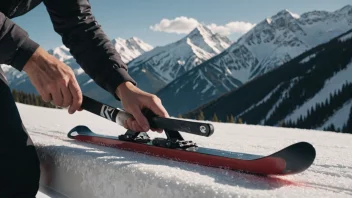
[150,16,199,34]
[150,16,255,36]
[206,21,256,36]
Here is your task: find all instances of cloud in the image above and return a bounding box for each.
[150,16,199,34]
[150,16,255,36]
[206,21,256,36]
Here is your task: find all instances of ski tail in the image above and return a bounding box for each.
[81,95,214,137]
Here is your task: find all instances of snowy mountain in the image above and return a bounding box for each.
[185,28,352,133]
[127,24,232,93]
[112,37,153,63]
[46,37,153,64]
[47,45,73,62]
[2,37,153,107]
[156,5,352,116]
[17,101,352,197]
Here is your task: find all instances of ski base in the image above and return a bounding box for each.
[67,125,316,176]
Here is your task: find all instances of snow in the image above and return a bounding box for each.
[237,82,283,118]
[111,37,153,63]
[82,79,94,86]
[0,65,26,82]
[73,68,85,75]
[177,60,185,65]
[37,192,51,198]
[265,18,272,24]
[284,61,352,123]
[339,32,352,42]
[289,12,301,19]
[262,79,297,124]
[162,5,352,113]
[318,100,352,130]
[300,53,316,64]
[201,83,212,94]
[14,103,352,198]
[127,24,231,85]
[48,46,73,62]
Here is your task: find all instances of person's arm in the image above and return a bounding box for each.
[0,12,39,71]
[0,11,82,114]
[42,0,136,100]
[43,0,169,132]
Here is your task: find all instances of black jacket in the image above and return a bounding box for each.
[0,0,136,100]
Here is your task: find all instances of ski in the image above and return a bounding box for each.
[67,96,316,176]
[68,125,315,175]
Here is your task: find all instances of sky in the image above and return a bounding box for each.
[11,0,351,50]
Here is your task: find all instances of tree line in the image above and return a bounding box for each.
[11,89,58,109]
[282,82,352,134]
[179,111,244,124]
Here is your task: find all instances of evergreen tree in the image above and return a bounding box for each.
[212,113,219,122]
[12,90,19,102]
[345,105,352,134]
[228,115,235,123]
[197,111,205,120]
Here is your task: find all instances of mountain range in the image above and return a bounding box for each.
[156,5,352,116]
[127,24,232,93]
[3,4,352,128]
[185,28,352,133]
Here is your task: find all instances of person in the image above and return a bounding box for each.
[0,0,169,197]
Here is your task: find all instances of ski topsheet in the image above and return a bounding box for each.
[67,96,316,176]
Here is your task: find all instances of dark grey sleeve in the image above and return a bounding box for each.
[43,0,137,100]
[0,12,39,71]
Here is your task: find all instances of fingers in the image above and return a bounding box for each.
[60,83,72,108]
[123,118,144,132]
[50,87,63,107]
[39,89,51,103]
[149,96,169,118]
[128,106,150,132]
[126,96,169,133]
[44,76,81,114]
[147,96,168,133]
[151,127,163,133]
[68,79,83,114]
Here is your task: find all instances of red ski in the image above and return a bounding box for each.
[67,96,316,176]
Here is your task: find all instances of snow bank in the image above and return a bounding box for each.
[16,103,352,198]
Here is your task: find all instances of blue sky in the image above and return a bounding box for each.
[12,0,351,50]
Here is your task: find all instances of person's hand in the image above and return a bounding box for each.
[23,47,83,114]
[116,81,169,132]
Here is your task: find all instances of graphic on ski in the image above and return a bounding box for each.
[68,125,316,175]
[68,95,316,175]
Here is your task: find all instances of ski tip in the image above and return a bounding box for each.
[67,125,93,138]
[280,141,316,175]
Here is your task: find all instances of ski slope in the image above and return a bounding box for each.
[16,103,352,198]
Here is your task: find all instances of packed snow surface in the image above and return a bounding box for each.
[17,103,352,198]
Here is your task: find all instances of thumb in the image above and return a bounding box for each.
[148,98,169,118]
[129,106,150,131]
